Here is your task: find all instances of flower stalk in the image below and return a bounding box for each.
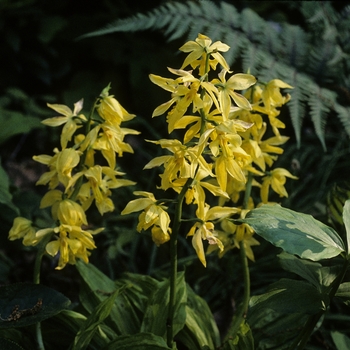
[167,178,193,348]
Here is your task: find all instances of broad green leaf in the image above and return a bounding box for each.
[278,252,339,295]
[248,309,306,349]
[116,273,161,312]
[76,260,141,335]
[0,283,70,329]
[249,278,326,315]
[73,287,125,350]
[343,199,350,255]
[141,272,186,339]
[101,332,171,350]
[237,204,345,260]
[49,310,117,349]
[0,162,19,214]
[0,108,43,145]
[176,285,220,350]
[331,331,350,350]
[335,282,350,306]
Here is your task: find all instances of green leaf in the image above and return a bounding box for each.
[76,260,142,335]
[0,162,19,214]
[176,285,220,350]
[237,204,345,260]
[0,108,43,145]
[72,287,126,350]
[141,272,186,339]
[249,278,326,315]
[343,199,350,255]
[49,310,117,349]
[221,321,254,350]
[101,332,171,350]
[331,331,350,350]
[247,308,307,349]
[0,283,70,329]
[278,252,339,294]
[335,282,350,306]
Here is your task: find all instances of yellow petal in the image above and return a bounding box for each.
[121,198,153,215]
[40,190,63,208]
[192,230,206,267]
[47,103,72,117]
[46,240,60,257]
[227,73,257,90]
[230,92,252,110]
[42,116,68,126]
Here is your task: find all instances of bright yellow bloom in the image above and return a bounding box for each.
[260,168,298,203]
[45,224,97,270]
[8,217,41,246]
[93,121,139,169]
[208,215,259,261]
[57,199,87,226]
[187,204,238,267]
[151,225,171,246]
[212,69,256,119]
[172,168,229,218]
[179,33,230,74]
[98,88,136,125]
[144,139,212,190]
[122,191,171,241]
[197,121,252,190]
[149,69,219,133]
[241,121,289,172]
[67,165,135,214]
[33,148,81,189]
[43,99,87,149]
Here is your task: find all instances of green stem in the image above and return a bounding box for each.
[33,235,52,350]
[224,172,253,341]
[70,100,99,202]
[167,178,193,348]
[290,259,349,350]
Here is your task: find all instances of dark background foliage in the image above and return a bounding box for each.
[1,1,350,348]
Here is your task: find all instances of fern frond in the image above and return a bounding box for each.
[308,87,333,151]
[281,24,307,69]
[81,0,350,149]
[327,181,350,227]
[334,104,350,138]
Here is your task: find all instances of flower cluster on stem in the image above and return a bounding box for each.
[122,33,297,267]
[9,85,138,270]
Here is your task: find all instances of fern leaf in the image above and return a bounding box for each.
[334,104,350,139]
[308,87,331,151]
[281,24,307,69]
[79,0,350,149]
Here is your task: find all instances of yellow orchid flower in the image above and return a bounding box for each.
[98,88,136,125]
[187,204,238,267]
[43,99,87,149]
[260,168,298,203]
[212,69,257,119]
[45,224,97,270]
[33,148,81,189]
[122,191,171,240]
[144,139,212,190]
[8,217,40,246]
[179,33,230,74]
[57,199,88,226]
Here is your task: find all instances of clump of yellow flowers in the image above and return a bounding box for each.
[9,34,297,270]
[9,85,139,269]
[122,34,297,267]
